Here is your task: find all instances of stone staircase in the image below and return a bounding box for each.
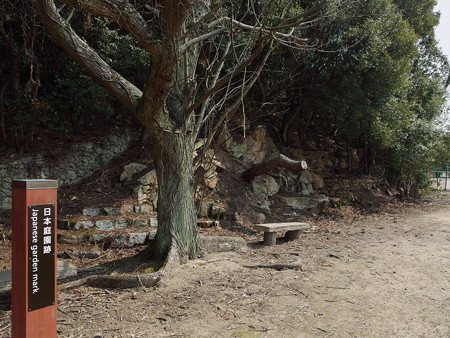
[57,204,224,248]
[57,205,158,248]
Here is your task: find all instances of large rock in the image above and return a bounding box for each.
[74,220,94,230]
[82,208,102,216]
[113,233,148,247]
[311,174,325,190]
[300,170,315,184]
[251,175,280,201]
[280,195,329,213]
[120,163,147,182]
[305,151,328,161]
[57,260,78,279]
[137,169,158,186]
[229,127,279,165]
[95,220,115,231]
[299,170,324,194]
[133,169,158,206]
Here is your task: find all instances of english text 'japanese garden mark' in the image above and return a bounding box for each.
[28,204,55,311]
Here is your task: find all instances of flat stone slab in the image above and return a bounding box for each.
[0,261,77,293]
[253,222,310,232]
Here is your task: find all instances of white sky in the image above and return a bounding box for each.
[435,0,450,60]
[434,0,450,125]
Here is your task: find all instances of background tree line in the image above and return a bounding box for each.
[1,0,448,194]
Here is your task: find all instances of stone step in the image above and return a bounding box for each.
[58,228,157,247]
[4,204,222,247]
[58,215,158,231]
[81,204,157,217]
[3,215,222,247]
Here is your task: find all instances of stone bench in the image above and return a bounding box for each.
[253,222,310,246]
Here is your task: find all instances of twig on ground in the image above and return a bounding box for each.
[243,263,303,271]
[0,323,11,333]
[299,303,309,310]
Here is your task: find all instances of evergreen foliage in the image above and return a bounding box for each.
[251,0,449,198]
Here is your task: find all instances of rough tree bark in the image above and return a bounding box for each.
[149,132,198,260]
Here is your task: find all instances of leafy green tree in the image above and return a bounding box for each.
[253,0,449,196]
[0,1,138,148]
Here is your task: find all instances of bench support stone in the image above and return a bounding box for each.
[285,230,300,241]
[263,232,277,246]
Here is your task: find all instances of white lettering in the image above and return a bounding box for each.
[32,274,39,294]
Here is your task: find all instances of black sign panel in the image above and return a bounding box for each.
[28,204,55,312]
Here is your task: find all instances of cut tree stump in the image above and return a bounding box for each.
[242,154,307,182]
[253,222,310,246]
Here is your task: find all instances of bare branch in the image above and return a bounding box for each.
[208,16,311,42]
[36,0,142,109]
[198,42,274,149]
[193,39,232,139]
[203,1,325,48]
[180,27,227,54]
[57,0,161,57]
[185,34,269,120]
[185,0,228,37]
[278,0,326,27]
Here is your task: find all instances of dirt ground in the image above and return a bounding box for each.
[1,192,449,337]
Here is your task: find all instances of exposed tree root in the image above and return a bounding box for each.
[0,236,248,300]
[57,235,246,291]
[58,273,162,291]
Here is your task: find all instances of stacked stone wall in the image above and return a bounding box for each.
[0,133,130,210]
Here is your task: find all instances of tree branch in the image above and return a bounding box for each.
[242,154,308,182]
[208,16,311,40]
[196,42,274,156]
[180,27,228,54]
[57,0,161,57]
[185,34,269,119]
[36,0,142,109]
[185,0,228,37]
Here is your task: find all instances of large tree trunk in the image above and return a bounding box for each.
[150,131,198,262]
[137,50,200,263]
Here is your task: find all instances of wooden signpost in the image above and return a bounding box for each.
[12,179,58,338]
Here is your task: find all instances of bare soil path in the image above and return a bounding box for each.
[1,193,449,337]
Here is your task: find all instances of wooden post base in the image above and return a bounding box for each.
[12,179,58,338]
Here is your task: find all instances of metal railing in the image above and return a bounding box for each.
[427,167,449,191]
